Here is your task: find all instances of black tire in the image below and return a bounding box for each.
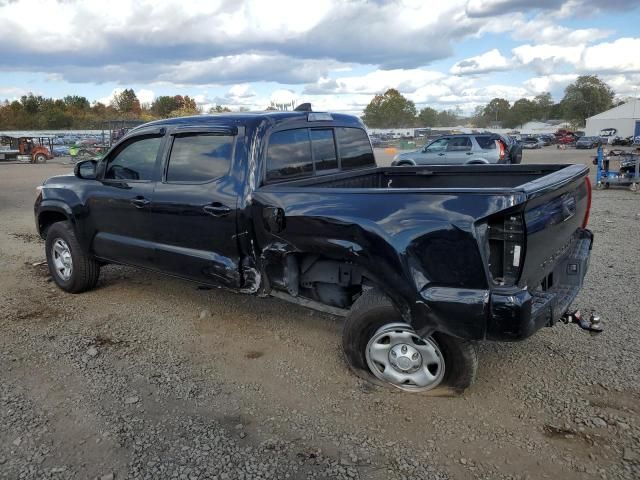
[45,221,100,293]
[34,153,47,164]
[396,161,414,167]
[342,288,477,395]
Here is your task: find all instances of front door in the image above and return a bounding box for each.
[418,137,449,164]
[88,132,165,268]
[151,129,242,288]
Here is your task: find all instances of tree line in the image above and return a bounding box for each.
[0,89,230,130]
[0,75,621,130]
[362,75,618,129]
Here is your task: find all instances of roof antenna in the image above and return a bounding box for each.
[294,103,312,112]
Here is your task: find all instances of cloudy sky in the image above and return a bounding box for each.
[0,0,639,115]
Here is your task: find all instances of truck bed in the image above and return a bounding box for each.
[254,163,591,340]
[264,164,585,192]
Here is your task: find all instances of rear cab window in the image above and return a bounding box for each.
[265,126,374,182]
[166,133,234,183]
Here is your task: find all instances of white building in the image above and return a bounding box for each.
[585,99,640,138]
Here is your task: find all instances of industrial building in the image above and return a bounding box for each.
[585,99,640,139]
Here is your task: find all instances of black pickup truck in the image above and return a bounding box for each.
[35,108,595,394]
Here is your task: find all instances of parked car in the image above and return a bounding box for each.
[575,136,600,149]
[391,134,522,165]
[557,134,577,146]
[521,137,542,149]
[599,128,617,145]
[538,134,556,146]
[35,108,595,395]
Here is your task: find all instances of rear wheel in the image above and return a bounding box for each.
[46,221,100,293]
[34,153,47,164]
[342,289,477,395]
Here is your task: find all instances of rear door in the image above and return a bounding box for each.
[150,127,242,287]
[444,136,474,163]
[89,131,165,267]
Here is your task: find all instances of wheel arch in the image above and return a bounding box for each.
[37,203,73,238]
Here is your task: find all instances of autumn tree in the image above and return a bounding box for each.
[362,89,417,128]
[111,89,141,116]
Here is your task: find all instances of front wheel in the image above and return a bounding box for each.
[45,221,100,293]
[34,153,47,164]
[342,289,477,395]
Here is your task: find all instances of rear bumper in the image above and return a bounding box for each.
[413,229,593,341]
[486,229,593,341]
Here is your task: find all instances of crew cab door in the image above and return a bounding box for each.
[89,131,165,268]
[150,127,242,287]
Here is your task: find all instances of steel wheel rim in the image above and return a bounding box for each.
[51,238,73,281]
[365,322,444,392]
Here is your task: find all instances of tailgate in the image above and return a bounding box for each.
[519,164,591,289]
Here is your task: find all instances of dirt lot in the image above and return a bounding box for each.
[1,148,639,480]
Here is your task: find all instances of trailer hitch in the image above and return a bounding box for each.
[561,310,603,333]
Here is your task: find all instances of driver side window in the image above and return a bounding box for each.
[105,136,162,181]
[427,138,449,152]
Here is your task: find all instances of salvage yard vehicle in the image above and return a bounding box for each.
[575,136,600,149]
[34,108,596,395]
[521,137,542,149]
[0,135,54,163]
[392,133,522,166]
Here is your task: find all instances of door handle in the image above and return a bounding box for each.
[203,203,231,217]
[466,152,473,155]
[438,152,445,156]
[131,196,150,208]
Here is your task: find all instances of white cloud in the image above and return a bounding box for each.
[581,38,640,73]
[523,73,578,94]
[304,69,445,95]
[0,86,32,100]
[450,49,510,75]
[137,89,155,105]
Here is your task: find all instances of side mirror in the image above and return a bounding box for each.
[74,159,97,180]
[422,146,429,153]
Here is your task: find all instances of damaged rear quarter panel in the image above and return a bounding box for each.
[250,188,518,339]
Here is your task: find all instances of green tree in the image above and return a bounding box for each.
[482,98,510,124]
[208,105,231,114]
[436,109,459,127]
[63,95,90,111]
[471,105,488,127]
[561,75,614,126]
[362,89,417,128]
[506,98,537,128]
[151,96,179,117]
[111,89,141,116]
[417,107,438,126]
[533,92,553,121]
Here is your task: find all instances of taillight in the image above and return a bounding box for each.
[497,140,506,162]
[487,213,524,286]
[582,176,592,228]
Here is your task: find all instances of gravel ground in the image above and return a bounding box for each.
[1,147,639,480]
